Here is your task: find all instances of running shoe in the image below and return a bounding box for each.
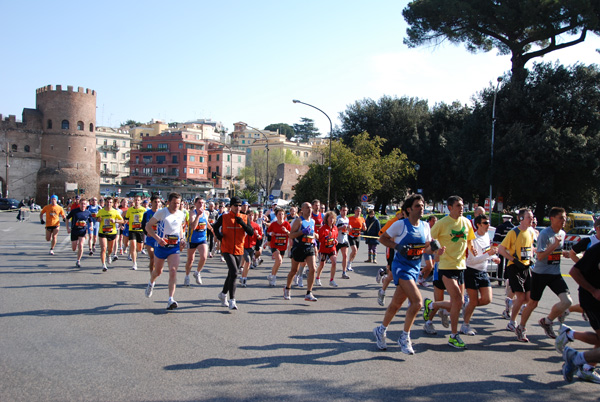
[297,275,304,288]
[239,278,247,288]
[441,310,450,328]
[342,272,350,279]
[145,282,154,298]
[504,297,512,316]
[167,300,178,310]
[141,248,147,255]
[398,332,415,355]
[539,317,557,339]
[113,255,119,261]
[131,264,137,271]
[304,292,318,302]
[293,275,299,286]
[218,292,228,307]
[375,268,386,284]
[347,264,353,271]
[448,334,466,349]
[267,274,276,287]
[519,304,526,315]
[108,255,113,264]
[329,280,338,288]
[423,298,433,321]
[193,271,202,285]
[229,299,238,310]
[502,308,511,320]
[184,275,190,287]
[373,325,387,350]
[49,249,54,255]
[128,255,132,261]
[562,346,578,383]
[315,278,322,287]
[257,258,264,266]
[417,276,429,287]
[515,325,529,342]
[283,288,291,300]
[555,324,573,353]
[220,256,225,262]
[577,367,600,384]
[89,250,93,256]
[558,310,570,324]
[102,265,108,272]
[75,261,81,268]
[423,322,437,335]
[377,289,386,307]
[506,322,516,332]
[460,323,477,336]
[208,252,213,258]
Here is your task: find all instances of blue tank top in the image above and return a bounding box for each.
[88,205,100,223]
[293,216,315,248]
[188,212,208,243]
[392,218,429,271]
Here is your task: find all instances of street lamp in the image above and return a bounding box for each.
[2,142,14,198]
[292,99,333,211]
[489,76,503,214]
[240,122,270,202]
[414,164,420,194]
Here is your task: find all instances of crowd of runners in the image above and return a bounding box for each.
[37,192,600,384]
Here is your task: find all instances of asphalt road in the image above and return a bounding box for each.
[0,211,597,401]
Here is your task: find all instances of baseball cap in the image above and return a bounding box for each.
[230,196,242,206]
[242,200,249,206]
[50,195,58,200]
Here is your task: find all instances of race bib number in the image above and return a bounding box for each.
[131,214,142,229]
[75,220,86,227]
[165,235,179,247]
[102,218,112,233]
[301,235,314,244]
[194,222,207,232]
[350,227,361,237]
[275,235,287,247]
[406,244,426,260]
[520,247,532,261]
[325,236,335,248]
[548,251,562,265]
[91,213,97,218]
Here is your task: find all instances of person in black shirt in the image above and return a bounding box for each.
[66,198,93,268]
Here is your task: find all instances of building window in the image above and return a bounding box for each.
[179,143,183,149]
[199,168,204,174]
[77,121,84,130]
[216,179,219,186]
[147,144,152,148]
[216,154,220,161]
[135,156,139,164]
[189,168,194,174]
[183,155,187,162]
[304,152,309,157]
[25,145,31,152]
[199,156,204,163]
[112,152,117,159]
[242,140,245,144]
[156,155,165,163]
[172,155,178,163]
[189,155,195,162]
[143,156,152,163]
[238,156,241,162]
[183,168,187,173]
[122,141,126,147]
[104,139,108,146]
[208,155,212,161]
[47,120,52,129]
[296,151,300,156]
[208,166,211,173]
[89,123,94,132]
[103,152,107,158]
[158,143,168,149]
[61,120,69,130]
[156,167,165,174]
[227,154,230,162]
[113,140,117,146]
[11,144,17,152]
[122,153,126,160]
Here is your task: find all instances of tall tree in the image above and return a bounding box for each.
[293,117,320,142]
[264,123,295,140]
[403,0,600,85]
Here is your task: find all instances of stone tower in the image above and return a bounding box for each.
[35,85,100,200]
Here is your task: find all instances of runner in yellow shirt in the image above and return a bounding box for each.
[125,195,147,271]
[97,197,124,272]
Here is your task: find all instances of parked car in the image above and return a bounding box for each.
[0,198,20,210]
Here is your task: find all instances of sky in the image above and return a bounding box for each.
[1,0,599,135]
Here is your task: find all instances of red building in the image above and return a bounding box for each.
[126,131,211,186]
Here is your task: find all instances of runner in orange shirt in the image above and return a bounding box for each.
[347,206,367,273]
[39,195,67,255]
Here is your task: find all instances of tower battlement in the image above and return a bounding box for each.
[36,85,96,97]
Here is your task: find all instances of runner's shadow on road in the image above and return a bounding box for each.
[0,303,149,318]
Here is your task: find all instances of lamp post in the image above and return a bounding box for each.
[414,164,420,195]
[2,142,13,198]
[489,77,503,214]
[240,123,270,202]
[292,99,333,211]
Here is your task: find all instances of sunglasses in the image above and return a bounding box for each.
[481,221,490,225]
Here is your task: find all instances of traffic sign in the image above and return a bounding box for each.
[269,194,274,201]
[361,194,368,202]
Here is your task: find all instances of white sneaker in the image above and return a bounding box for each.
[75,261,81,268]
[141,248,147,255]
[131,264,137,271]
[102,265,108,272]
[315,278,322,286]
[304,292,318,302]
[297,275,304,288]
[145,282,154,298]
[49,249,54,255]
[577,367,600,384]
[166,299,178,310]
[424,321,437,335]
[373,325,387,350]
[220,256,225,262]
[293,275,299,286]
[460,323,477,336]
[398,332,415,355]
[555,324,573,353]
[108,255,113,264]
[184,275,190,287]
[441,310,450,328]
[329,280,338,287]
[218,292,228,307]
[193,271,202,285]
[283,288,291,300]
[267,274,276,287]
[239,278,247,288]
[347,263,353,271]
[229,299,238,310]
[377,289,386,306]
